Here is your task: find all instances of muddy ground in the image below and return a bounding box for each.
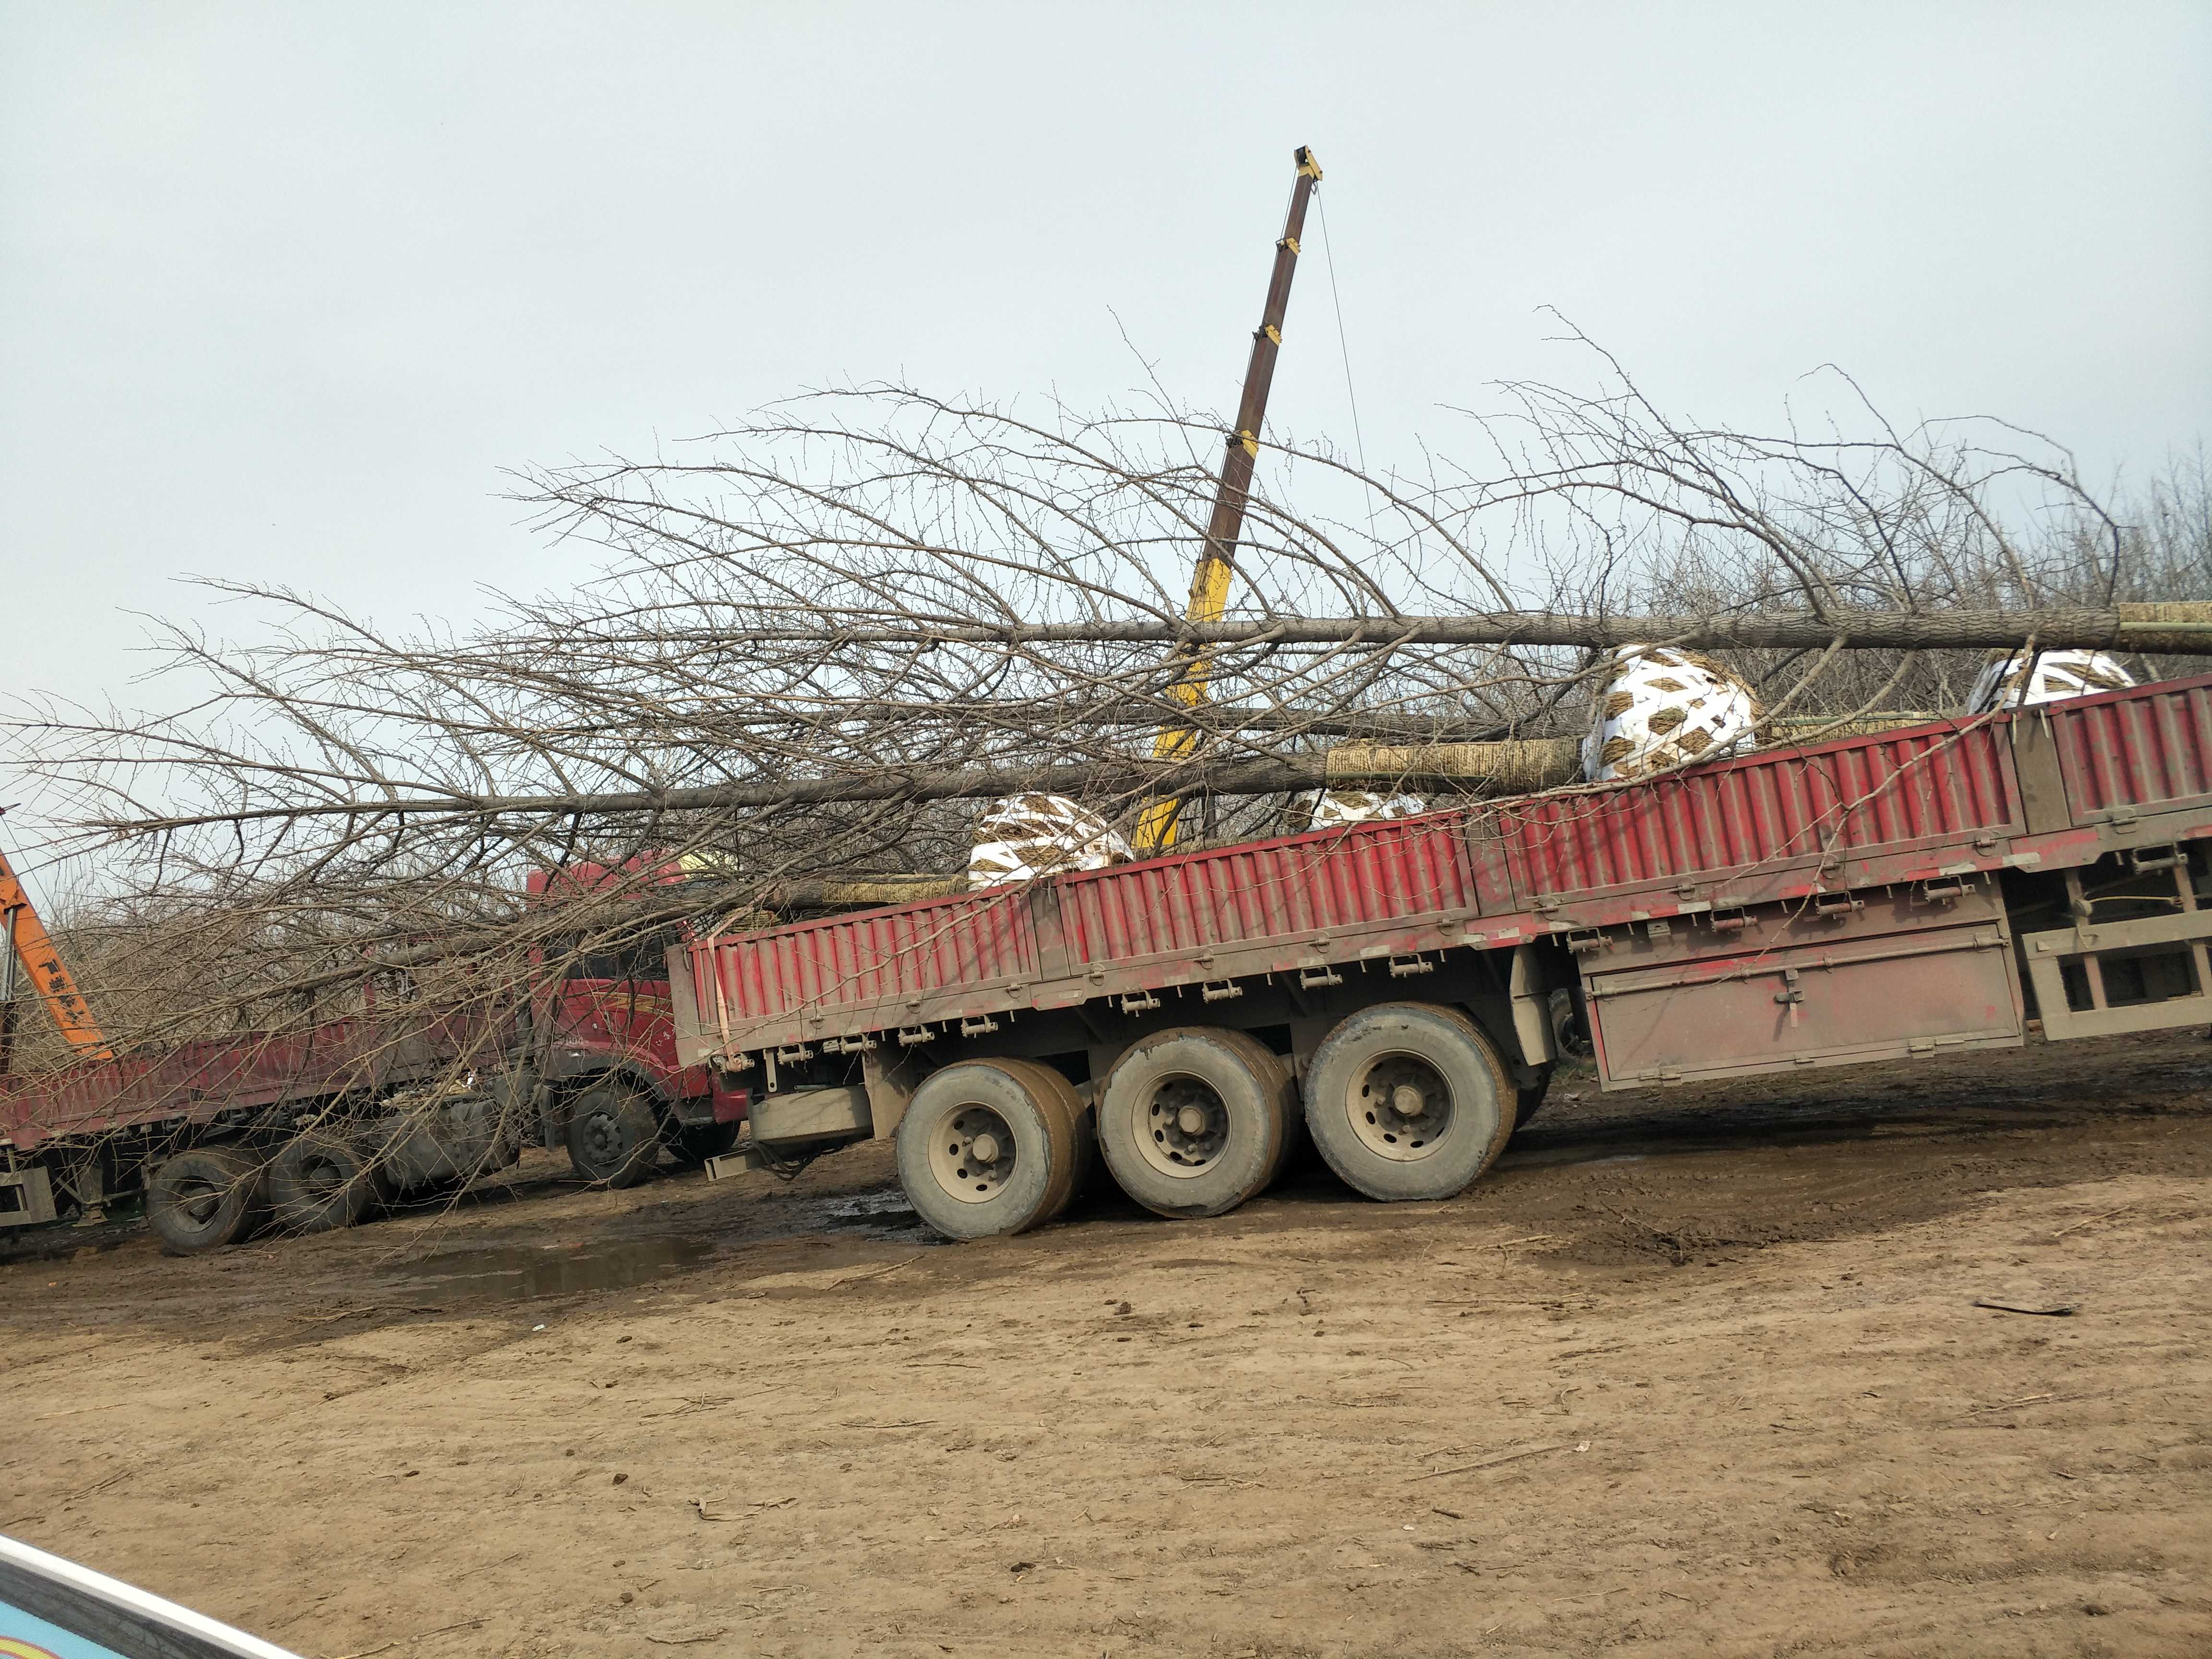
[4,1031,2210,1658]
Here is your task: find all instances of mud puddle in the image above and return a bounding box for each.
[808,1186,941,1240]
[393,1234,723,1307]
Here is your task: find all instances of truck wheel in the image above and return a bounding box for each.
[1211,1027,1302,1187]
[894,1059,1077,1240]
[1095,1027,1291,1220]
[667,1119,743,1167]
[269,1132,386,1233]
[995,1058,1091,1222]
[566,1085,661,1187]
[1303,1002,1514,1202]
[146,1145,264,1254]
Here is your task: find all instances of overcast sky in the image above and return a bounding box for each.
[3,1,2208,723]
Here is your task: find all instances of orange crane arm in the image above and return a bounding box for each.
[0,840,112,1068]
[1134,144,1323,852]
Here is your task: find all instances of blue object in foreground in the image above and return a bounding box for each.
[0,1534,301,1659]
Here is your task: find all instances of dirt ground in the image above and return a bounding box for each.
[5,1031,2210,1659]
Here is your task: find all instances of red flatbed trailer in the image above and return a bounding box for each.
[673,673,2212,1238]
[1,864,746,1250]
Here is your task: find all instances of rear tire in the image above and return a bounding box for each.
[1303,1002,1514,1202]
[894,1059,1077,1240]
[1209,1028,1301,1188]
[146,1145,264,1254]
[269,1131,385,1233]
[566,1085,662,1187]
[1095,1026,1290,1219]
[997,1058,1091,1222]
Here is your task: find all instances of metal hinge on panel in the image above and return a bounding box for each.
[1641,1067,1685,1084]
[958,1016,1000,1038]
[1201,981,1244,1002]
[1119,991,1161,1015]
[1298,967,1343,990]
[1709,910,1751,934]
[1812,890,1862,921]
[1915,878,1967,906]
[773,1045,814,1064]
[896,1026,933,1046]
[1387,955,1435,977]
[1564,930,1608,956]
[2107,805,2140,829]
[2129,843,2181,872]
[823,1034,878,1055]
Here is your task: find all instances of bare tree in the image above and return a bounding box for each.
[3,360,2202,1124]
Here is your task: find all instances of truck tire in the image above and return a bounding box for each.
[894,1059,1078,1240]
[1095,1026,1291,1220]
[1303,1002,1515,1202]
[566,1084,661,1187]
[995,1058,1092,1222]
[146,1145,264,1254]
[1210,1027,1303,1187]
[667,1118,743,1167]
[268,1131,386,1233]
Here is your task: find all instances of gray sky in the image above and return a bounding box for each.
[3,1,2209,719]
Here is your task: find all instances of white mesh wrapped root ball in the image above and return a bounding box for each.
[1286,789,1427,831]
[967,793,1133,890]
[1581,645,1761,783]
[1968,649,2136,713]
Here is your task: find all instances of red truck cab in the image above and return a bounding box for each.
[523,857,749,1186]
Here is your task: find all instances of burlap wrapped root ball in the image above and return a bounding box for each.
[1581,646,1762,783]
[1968,649,2136,713]
[1285,789,1428,832]
[967,793,1134,890]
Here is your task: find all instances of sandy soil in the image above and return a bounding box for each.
[4,1031,2210,1658]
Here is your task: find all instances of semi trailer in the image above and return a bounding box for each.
[672,672,2212,1239]
[0,858,743,1252]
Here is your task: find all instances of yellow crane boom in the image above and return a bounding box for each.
[1134,144,1324,853]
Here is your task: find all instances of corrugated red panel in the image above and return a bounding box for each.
[1502,720,2022,900]
[1056,815,1481,967]
[2,1010,499,1148]
[678,674,2212,1056]
[712,889,1039,1023]
[2047,676,2212,817]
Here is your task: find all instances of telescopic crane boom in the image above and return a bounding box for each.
[1134,144,1323,852]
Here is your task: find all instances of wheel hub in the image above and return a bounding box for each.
[177,1180,222,1226]
[1351,1053,1455,1161]
[927,1103,1019,1203]
[1137,1076,1229,1178]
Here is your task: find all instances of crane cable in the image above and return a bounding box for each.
[1313,190,1377,535]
